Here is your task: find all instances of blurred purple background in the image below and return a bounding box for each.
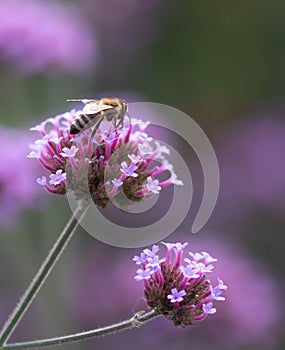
[0,0,284,349]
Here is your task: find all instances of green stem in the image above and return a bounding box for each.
[1,310,159,350]
[0,203,88,346]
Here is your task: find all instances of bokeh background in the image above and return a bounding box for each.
[0,0,284,349]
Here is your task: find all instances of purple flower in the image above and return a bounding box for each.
[146,255,164,273]
[216,117,285,221]
[202,302,216,315]
[180,265,200,279]
[138,142,153,156]
[167,288,186,303]
[169,232,283,347]
[146,176,161,194]
[128,154,141,163]
[211,284,226,301]
[49,169,66,186]
[143,245,159,258]
[36,176,47,186]
[134,242,226,327]
[120,161,138,178]
[28,103,183,208]
[0,0,98,75]
[0,125,43,228]
[134,268,153,281]
[108,178,123,197]
[133,253,147,265]
[60,146,78,158]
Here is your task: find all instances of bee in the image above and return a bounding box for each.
[67,97,129,139]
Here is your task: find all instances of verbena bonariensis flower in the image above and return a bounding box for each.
[134,242,227,327]
[218,117,285,213]
[0,125,43,228]
[28,109,183,208]
[0,0,97,75]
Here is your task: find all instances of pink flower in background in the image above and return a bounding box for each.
[0,0,98,75]
[0,125,43,228]
[216,117,285,222]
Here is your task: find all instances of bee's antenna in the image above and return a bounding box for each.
[67,99,95,104]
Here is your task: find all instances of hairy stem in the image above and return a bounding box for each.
[2,310,159,350]
[0,203,88,346]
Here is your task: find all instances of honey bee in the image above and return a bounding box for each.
[67,97,129,139]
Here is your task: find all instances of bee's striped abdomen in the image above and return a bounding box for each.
[70,114,94,135]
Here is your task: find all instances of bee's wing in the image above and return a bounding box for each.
[82,103,113,114]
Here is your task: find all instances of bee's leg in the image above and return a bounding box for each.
[114,115,125,129]
[112,117,117,131]
[126,112,131,127]
[112,116,123,134]
[116,113,130,129]
[89,115,104,141]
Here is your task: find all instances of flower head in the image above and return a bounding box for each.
[0,125,43,228]
[28,105,183,209]
[0,0,97,75]
[134,242,226,327]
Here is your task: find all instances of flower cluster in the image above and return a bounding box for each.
[0,125,43,228]
[28,108,183,208]
[0,0,97,75]
[134,242,227,327]
[217,117,285,220]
